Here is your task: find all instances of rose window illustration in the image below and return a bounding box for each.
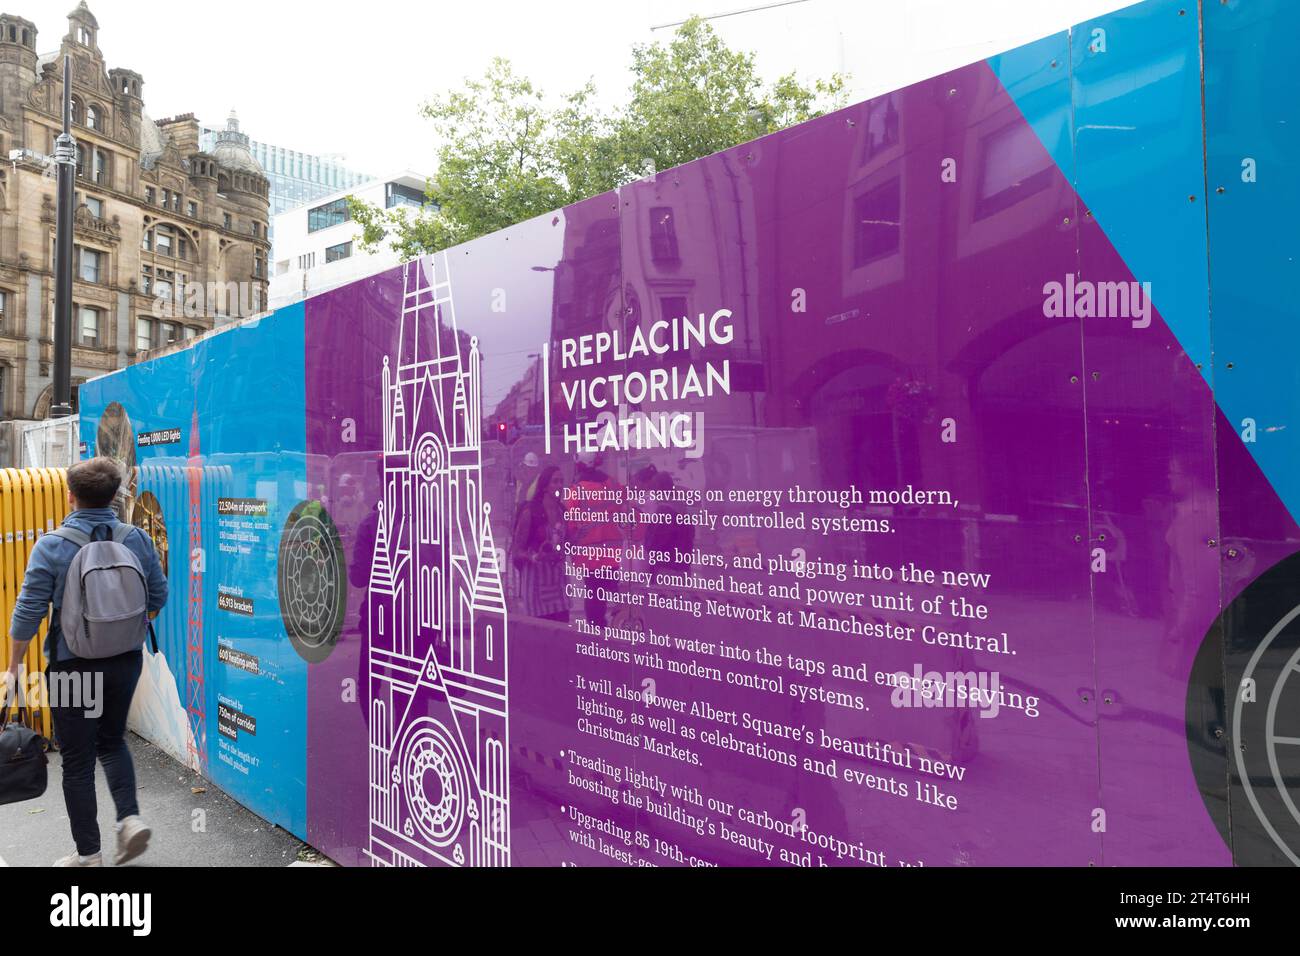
[277,500,348,664]
[400,719,467,847]
[415,435,441,479]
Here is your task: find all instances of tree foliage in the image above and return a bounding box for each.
[349,17,847,257]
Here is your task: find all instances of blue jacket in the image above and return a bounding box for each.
[10,507,168,665]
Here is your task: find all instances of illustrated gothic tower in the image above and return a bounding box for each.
[366,254,510,867]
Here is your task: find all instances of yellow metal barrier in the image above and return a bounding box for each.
[0,466,68,738]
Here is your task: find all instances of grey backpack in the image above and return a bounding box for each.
[50,524,156,660]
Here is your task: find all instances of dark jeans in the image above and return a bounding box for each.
[48,649,143,856]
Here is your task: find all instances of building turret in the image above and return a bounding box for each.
[0,14,39,130]
[211,109,268,198]
[108,66,142,118]
[66,1,96,50]
[0,13,37,57]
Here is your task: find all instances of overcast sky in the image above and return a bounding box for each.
[28,0,1135,178]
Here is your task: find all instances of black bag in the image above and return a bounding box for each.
[0,705,49,806]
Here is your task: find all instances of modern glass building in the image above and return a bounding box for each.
[200,116,372,229]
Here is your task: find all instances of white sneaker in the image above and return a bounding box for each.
[53,851,102,867]
[114,815,151,866]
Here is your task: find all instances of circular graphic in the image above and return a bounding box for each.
[132,490,169,576]
[1187,549,1300,865]
[399,718,467,847]
[277,500,347,664]
[414,434,442,480]
[95,401,138,520]
[95,401,136,467]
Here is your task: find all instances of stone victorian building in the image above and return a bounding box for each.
[0,2,270,419]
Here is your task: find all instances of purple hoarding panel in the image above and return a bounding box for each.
[1071,3,1222,864]
[607,62,1100,865]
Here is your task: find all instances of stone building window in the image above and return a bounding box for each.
[150,268,176,304]
[0,289,7,330]
[78,146,111,186]
[83,145,110,184]
[145,186,155,204]
[77,246,104,283]
[77,306,100,347]
[86,104,101,131]
[136,316,153,352]
[187,200,197,218]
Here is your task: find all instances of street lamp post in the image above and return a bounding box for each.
[50,55,76,419]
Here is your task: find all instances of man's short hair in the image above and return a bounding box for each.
[67,457,123,509]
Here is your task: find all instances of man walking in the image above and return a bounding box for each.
[1,457,167,866]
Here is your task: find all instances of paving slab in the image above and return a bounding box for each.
[0,732,310,867]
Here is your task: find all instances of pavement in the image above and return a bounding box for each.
[0,732,314,867]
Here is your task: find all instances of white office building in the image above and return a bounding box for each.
[269,171,431,308]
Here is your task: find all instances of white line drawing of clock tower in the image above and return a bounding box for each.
[366,253,510,867]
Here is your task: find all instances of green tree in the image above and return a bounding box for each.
[616,16,845,178]
[349,17,846,257]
